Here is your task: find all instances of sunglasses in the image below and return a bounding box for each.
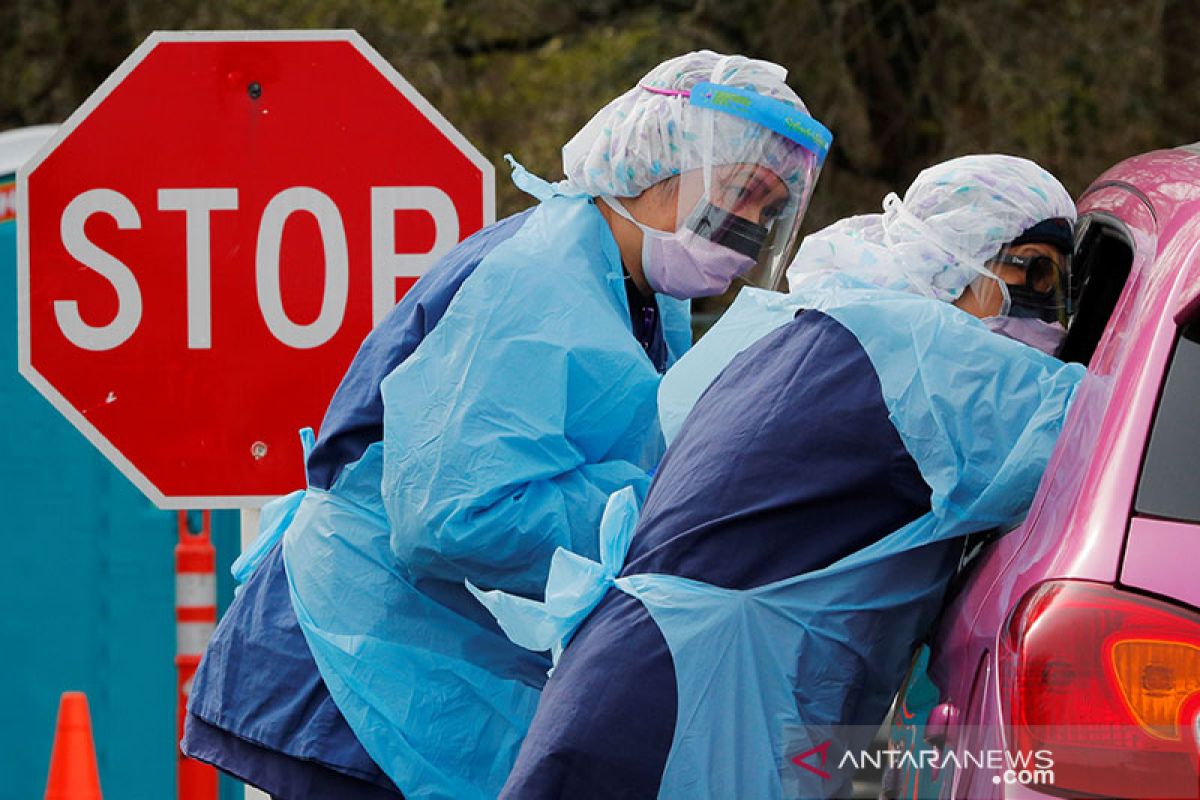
[992,252,1068,293]
[992,252,1072,326]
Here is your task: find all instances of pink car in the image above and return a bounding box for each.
[884,145,1200,799]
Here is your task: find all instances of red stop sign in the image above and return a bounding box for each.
[17,31,494,508]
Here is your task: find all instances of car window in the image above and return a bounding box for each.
[1059,213,1134,365]
[1134,321,1200,523]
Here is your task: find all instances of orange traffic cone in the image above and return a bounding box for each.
[44,691,103,800]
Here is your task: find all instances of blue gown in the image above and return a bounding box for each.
[474,276,1084,799]
[183,209,533,798]
[185,169,691,799]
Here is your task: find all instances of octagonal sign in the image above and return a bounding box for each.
[18,31,494,508]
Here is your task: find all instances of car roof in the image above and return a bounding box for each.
[1084,145,1200,317]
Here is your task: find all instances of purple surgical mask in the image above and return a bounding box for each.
[602,196,756,299]
[983,316,1067,356]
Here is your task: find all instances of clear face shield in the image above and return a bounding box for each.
[674,153,822,293]
[632,82,830,298]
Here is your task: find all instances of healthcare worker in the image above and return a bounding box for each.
[182,51,831,800]
[472,155,1086,799]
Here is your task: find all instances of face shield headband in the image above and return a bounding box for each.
[684,82,832,164]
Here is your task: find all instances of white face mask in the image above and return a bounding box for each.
[983,316,1067,356]
[601,196,756,300]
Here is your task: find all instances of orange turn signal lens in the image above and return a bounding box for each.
[1109,639,1200,740]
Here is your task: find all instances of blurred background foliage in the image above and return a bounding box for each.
[3,0,1197,308]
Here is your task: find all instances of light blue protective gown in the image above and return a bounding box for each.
[474,272,1085,799]
[277,170,691,800]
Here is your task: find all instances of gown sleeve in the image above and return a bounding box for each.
[380,242,664,596]
[826,292,1087,535]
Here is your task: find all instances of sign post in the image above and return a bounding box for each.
[18,30,493,798]
[175,511,218,800]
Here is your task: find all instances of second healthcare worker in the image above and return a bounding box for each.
[474,155,1084,799]
[182,51,831,800]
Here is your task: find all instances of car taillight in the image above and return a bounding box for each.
[1000,580,1200,798]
